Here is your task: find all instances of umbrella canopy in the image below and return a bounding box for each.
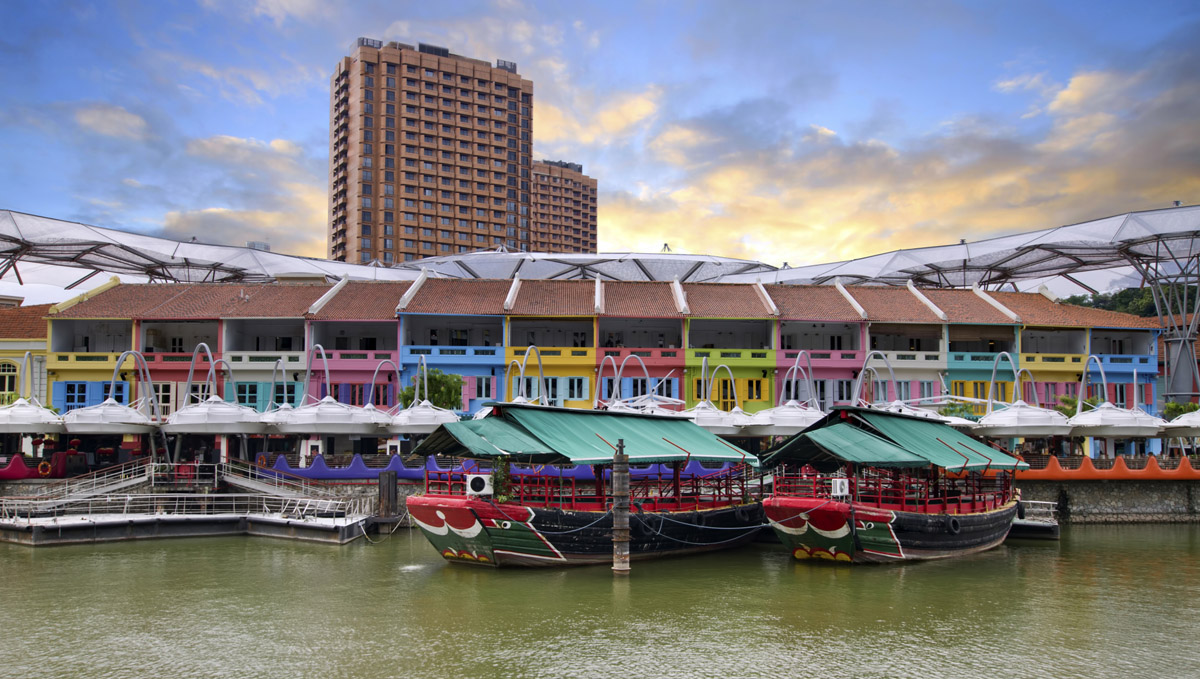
[742,400,825,437]
[161,396,267,435]
[270,396,391,435]
[1164,409,1200,437]
[1067,402,1164,438]
[388,400,460,435]
[679,401,743,436]
[0,398,65,434]
[973,400,1072,438]
[63,398,156,435]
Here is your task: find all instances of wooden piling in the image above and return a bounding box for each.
[612,439,630,575]
[378,470,398,518]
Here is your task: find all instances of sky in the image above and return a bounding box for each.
[1,0,1199,271]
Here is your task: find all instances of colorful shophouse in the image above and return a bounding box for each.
[596,281,686,406]
[398,276,508,413]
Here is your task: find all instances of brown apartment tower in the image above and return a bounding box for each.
[329,38,597,263]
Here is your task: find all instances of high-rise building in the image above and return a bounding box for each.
[530,160,597,253]
[328,38,535,264]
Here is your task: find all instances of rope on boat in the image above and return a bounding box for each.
[630,514,764,547]
[359,507,411,545]
[486,499,615,534]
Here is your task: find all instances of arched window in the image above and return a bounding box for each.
[0,362,17,402]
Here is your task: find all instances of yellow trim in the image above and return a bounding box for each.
[48,276,122,315]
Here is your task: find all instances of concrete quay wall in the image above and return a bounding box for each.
[1018,480,1200,524]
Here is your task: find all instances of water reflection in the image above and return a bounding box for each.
[1,526,1198,678]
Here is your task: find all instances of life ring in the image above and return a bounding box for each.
[256,454,268,468]
[946,516,961,535]
[37,461,51,477]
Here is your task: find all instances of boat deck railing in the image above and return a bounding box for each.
[0,492,372,522]
[425,464,761,512]
[775,470,1013,515]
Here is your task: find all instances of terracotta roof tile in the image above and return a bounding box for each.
[843,286,940,323]
[601,282,680,317]
[991,292,1160,328]
[310,281,412,320]
[681,283,771,317]
[403,279,511,315]
[765,285,862,321]
[0,304,52,339]
[921,288,1012,324]
[52,283,332,319]
[508,280,594,316]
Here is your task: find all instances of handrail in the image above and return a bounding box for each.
[0,492,369,521]
[18,458,152,500]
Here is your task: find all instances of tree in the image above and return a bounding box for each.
[938,402,980,421]
[1164,401,1200,420]
[1053,394,1103,417]
[397,369,464,411]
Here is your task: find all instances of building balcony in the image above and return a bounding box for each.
[506,346,595,367]
[403,345,504,365]
[1089,353,1158,376]
[1018,352,1086,373]
[47,352,136,372]
[597,347,683,367]
[779,349,863,370]
[874,350,944,372]
[223,351,307,368]
[686,348,774,368]
[947,351,1019,372]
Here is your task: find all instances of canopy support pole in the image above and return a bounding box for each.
[612,439,630,576]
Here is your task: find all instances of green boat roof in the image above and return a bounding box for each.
[765,407,1028,472]
[781,422,931,468]
[412,403,758,466]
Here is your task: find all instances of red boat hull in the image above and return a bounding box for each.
[763,496,1017,563]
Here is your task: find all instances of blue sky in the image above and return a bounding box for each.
[1,0,1198,267]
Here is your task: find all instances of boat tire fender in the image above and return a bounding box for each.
[734,506,749,523]
[946,516,961,535]
[1016,501,1026,520]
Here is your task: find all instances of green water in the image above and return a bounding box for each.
[1,526,1198,679]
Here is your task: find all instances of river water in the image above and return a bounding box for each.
[1,525,1198,679]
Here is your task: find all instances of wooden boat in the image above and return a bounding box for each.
[762,407,1027,563]
[405,403,764,567]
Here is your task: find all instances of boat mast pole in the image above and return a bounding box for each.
[612,438,630,576]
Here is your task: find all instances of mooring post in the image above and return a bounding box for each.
[612,439,631,575]
[378,470,398,518]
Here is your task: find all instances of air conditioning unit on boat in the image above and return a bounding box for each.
[831,477,850,498]
[466,474,494,497]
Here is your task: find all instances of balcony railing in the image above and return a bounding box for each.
[224,351,305,365]
[1019,352,1085,366]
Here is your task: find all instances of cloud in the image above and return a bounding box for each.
[185,134,310,178]
[74,104,150,140]
[154,51,321,106]
[598,48,1200,268]
[536,86,661,145]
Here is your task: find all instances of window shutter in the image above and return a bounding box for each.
[51,382,66,410]
[86,382,106,406]
[620,377,632,400]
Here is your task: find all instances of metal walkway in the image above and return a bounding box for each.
[0,461,373,546]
